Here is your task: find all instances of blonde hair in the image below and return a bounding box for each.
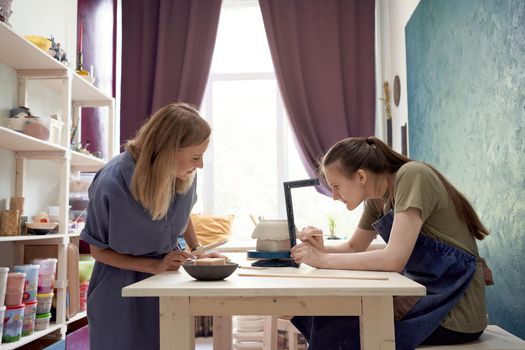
[125,103,211,220]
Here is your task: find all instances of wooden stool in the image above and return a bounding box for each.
[277,317,303,350]
[262,316,305,350]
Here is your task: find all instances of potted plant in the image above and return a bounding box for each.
[327,214,339,240]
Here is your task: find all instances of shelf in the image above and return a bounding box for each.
[0,233,65,242]
[0,22,112,104]
[71,150,106,171]
[72,73,112,103]
[1,17,116,350]
[0,22,67,71]
[40,73,113,103]
[0,323,62,350]
[0,126,66,153]
[67,311,87,325]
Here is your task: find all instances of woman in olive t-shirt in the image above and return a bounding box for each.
[290,136,491,350]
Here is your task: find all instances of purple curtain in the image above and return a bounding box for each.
[77,0,116,159]
[259,0,376,184]
[120,0,222,145]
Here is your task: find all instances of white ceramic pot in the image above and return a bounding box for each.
[255,239,291,252]
[7,117,29,132]
[251,219,292,240]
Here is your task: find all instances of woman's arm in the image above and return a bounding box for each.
[298,226,377,253]
[90,245,195,274]
[182,218,227,259]
[291,208,423,272]
[326,227,378,253]
[183,219,200,251]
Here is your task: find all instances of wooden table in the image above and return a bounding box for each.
[122,253,425,350]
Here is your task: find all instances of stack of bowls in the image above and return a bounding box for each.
[0,267,9,342]
[0,267,8,306]
[32,258,57,331]
[2,272,26,343]
[14,264,40,336]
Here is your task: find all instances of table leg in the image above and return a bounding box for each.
[360,296,395,350]
[213,315,232,350]
[263,316,278,350]
[160,297,194,350]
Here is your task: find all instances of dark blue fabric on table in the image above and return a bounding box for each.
[292,210,476,350]
[80,151,197,350]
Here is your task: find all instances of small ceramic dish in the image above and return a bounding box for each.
[182,261,238,281]
[26,222,58,235]
[80,74,96,84]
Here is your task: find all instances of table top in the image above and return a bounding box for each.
[122,253,426,298]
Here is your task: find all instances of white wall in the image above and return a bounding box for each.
[0,1,77,218]
[377,0,420,153]
[10,0,78,70]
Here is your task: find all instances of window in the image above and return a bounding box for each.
[195,0,363,242]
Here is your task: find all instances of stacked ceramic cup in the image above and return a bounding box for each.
[0,267,9,342]
[14,264,40,337]
[2,270,26,343]
[32,258,57,331]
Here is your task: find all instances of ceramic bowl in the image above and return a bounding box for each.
[80,75,96,84]
[234,318,265,332]
[182,261,238,281]
[7,117,29,132]
[251,220,291,240]
[26,222,58,235]
[255,239,291,252]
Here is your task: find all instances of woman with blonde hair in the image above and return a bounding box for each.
[291,136,491,350]
[81,103,222,349]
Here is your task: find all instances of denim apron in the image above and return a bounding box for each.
[292,210,477,350]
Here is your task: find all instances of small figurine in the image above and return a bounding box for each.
[47,36,68,65]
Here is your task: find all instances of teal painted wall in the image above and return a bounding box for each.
[406,0,525,338]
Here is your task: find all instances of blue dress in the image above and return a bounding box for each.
[80,151,197,350]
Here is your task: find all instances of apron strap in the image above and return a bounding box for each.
[479,257,495,285]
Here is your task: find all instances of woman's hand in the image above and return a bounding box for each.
[297,226,325,252]
[154,250,196,273]
[290,241,325,268]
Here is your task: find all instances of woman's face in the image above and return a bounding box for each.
[323,163,366,210]
[175,139,210,180]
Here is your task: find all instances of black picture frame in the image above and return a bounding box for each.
[283,178,321,267]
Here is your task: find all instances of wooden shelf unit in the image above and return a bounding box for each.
[0,21,116,349]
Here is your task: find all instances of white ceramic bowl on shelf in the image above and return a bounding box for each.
[80,75,96,84]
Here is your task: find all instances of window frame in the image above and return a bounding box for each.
[200,71,289,220]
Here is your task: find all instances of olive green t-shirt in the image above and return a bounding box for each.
[358,161,487,333]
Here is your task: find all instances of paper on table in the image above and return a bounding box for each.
[238,272,388,281]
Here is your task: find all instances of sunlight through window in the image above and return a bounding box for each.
[195,0,363,243]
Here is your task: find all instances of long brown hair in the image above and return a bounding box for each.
[125,103,211,220]
[321,136,489,240]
